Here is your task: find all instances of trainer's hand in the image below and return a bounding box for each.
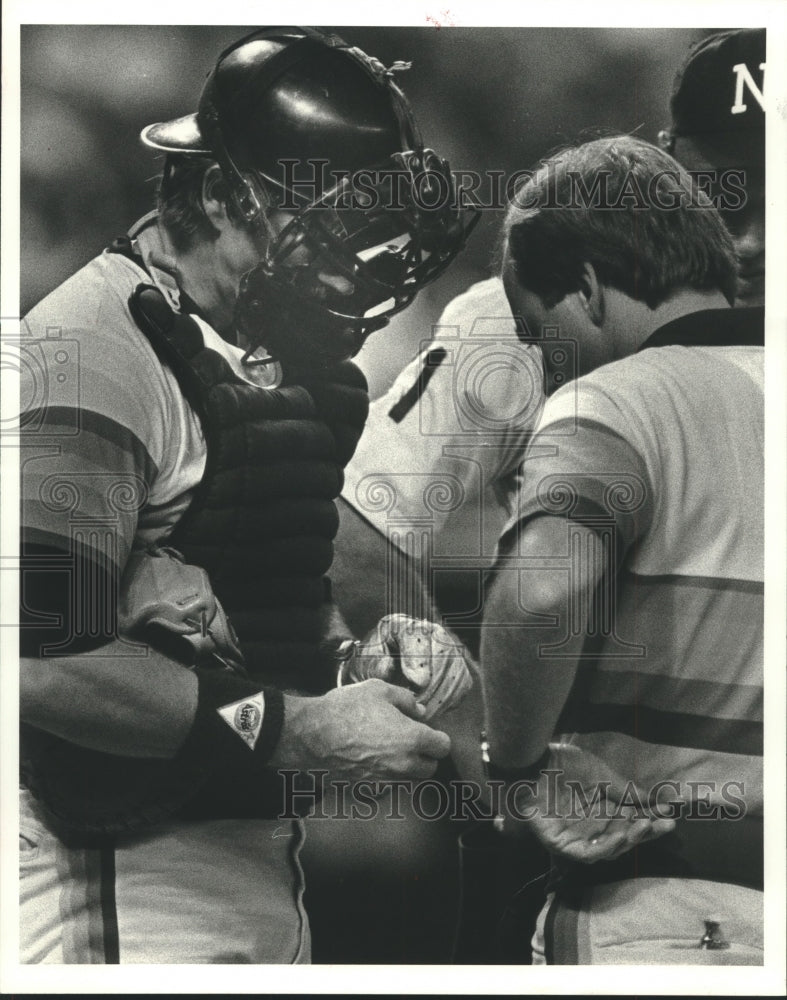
[347,614,475,720]
[271,679,451,782]
[500,743,676,864]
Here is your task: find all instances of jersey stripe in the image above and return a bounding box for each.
[507,417,654,551]
[544,894,581,964]
[21,407,159,484]
[21,408,157,581]
[98,844,120,963]
[569,729,762,814]
[629,571,763,593]
[570,703,762,756]
[587,670,763,722]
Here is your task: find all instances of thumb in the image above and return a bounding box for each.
[377,681,427,719]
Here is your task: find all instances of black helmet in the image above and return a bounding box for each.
[142,27,478,370]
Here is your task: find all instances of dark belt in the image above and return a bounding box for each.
[552,814,763,895]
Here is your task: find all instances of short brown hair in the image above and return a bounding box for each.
[503,136,737,308]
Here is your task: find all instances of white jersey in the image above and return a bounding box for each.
[19,216,304,965]
[343,277,545,562]
[20,218,280,563]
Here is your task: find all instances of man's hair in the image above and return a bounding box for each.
[157,154,244,252]
[503,136,737,308]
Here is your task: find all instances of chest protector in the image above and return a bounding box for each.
[130,283,369,693]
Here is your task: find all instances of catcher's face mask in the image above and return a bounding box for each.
[234,147,478,371]
[142,26,478,371]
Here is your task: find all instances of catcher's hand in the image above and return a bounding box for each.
[345,613,475,720]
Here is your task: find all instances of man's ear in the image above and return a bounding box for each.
[577,262,604,327]
[201,165,231,228]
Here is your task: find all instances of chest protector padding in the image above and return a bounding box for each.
[130,284,369,693]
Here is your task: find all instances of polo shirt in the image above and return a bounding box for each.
[498,306,764,822]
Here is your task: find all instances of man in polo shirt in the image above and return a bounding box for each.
[335,28,767,644]
[480,134,764,964]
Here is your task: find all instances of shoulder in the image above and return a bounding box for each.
[25,249,146,331]
[21,251,185,465]
[534,354,668,454]
[576,343,761,415]
[436,277,511,334]
[546,351,676,417]
[23,250,162,380]
[537,342,763,462]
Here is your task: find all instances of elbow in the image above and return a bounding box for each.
[520,574,568,620]
[483,569,567,632]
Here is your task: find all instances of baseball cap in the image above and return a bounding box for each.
[668,28,765,166]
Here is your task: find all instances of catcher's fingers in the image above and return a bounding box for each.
[414,724,452,760]
[367,678,426,719]
[408,755,443,780]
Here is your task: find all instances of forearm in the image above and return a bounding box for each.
[331,496,436,636]
[480,517,604,767]
[20,642,450,786]
[20,640,198,758]
[319,600,357,648]
[480,572,578,767]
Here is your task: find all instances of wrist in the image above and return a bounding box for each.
[268,692,312,769]
[485,746,552,784]
[177,668,285,773]
[481,732,552,832]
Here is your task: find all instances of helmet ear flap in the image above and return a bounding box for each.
[197,85,274,229]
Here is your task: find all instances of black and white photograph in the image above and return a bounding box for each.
[2,2,785,993]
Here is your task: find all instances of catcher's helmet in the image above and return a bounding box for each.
[142,27,478,369]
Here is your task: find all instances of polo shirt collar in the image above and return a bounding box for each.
[638,305,764,351]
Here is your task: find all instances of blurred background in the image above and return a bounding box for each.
[20,24,716,398]
[20,24,722,965]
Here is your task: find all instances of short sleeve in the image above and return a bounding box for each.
[19,270,167,656]
[499,378,655,559]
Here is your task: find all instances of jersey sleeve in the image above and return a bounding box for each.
[498,376,655,560]
[19,289,166,657]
